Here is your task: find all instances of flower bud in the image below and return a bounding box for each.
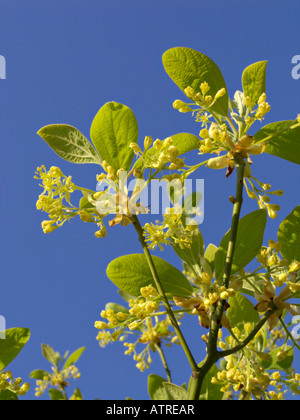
[244,163,252,178]
[144,136,153,151]
[153,139,162,150]
[199,128,209,139]
[207,155,228,169]
[288,261,300,272]
[184,86,195,99]
[129,142,141,153]
[200,82,210,96]
[214,88,226,99]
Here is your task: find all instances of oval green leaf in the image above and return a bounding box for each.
[148,374,169,400]
[63,347,85,370]
[90,102,138,172]
[198,364,222,400]
[215,209,267,282]
[227,293,260,332]
[106,254,193,298]
[163,47,228,116]
[254,120,300,165]
[37,124,102,164]
[0,328,30,371]
[278,205,300,264]
[242,61,268,106]
[163,382,188,400]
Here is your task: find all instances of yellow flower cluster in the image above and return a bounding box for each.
[123,316,177,373]
[0,370,30,397]
[173,82,226,113]
[95,286,160,337]
[254,241,300,330]
[95,285,181,373]
[35,166,76,233]
[212,326,300,401]
[244,93,271,125]
[173,284,235,330]
[143,207,197,251]
[131,136,185,172]
[244,176,283,219]
[35,365,81,397]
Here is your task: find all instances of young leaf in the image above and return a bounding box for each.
[105,303,129,314]
[37,124,102,165]
[30,370,50,380]
[72,388,83,400]
[148,374,169,400]
[204,243,218,273]
[172,227,204,273]
[163,382,188,400]
[262,348,294,371]
[215,209,267,282]
[41,344,60,367]
[254,120,300,165]
[106,254,193,298]
[278,205,300,264]
[0,328,30,371]
[63,347,85,370]
[48,389,67,400]
[171,132,200,155]
[163,47,228,116]
[227,293,260,332]
[0,390,19,401]
[242,61,268,106]
[198,364,222,401]
[90,102,138,172]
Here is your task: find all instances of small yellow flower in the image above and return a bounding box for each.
[200,82,210,96]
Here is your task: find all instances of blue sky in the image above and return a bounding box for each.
[0,0,299,400]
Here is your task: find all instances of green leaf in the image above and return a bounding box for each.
[240,274,264,298]
[199,364,223,400]
[63,347,85,370]
[163,382,188,400]
[172,227,204,274]
[0,328,30,371]
[163,47,228,116]
[30,369,50,380]
[278,205,300,264]
[262,348,294,371]
[72,388,83,400]
[0,390,18,400]
[105,303,129,314]
[90,102,138,172]
[41,344,60,367]
[148,374,169,400]
[37,124,102,165]
[254,120,300,165]
[133,132,199,170]
[171,132,200,155]
[79,196,94,210]
[106,254,193,298]
[48,389,66,400]
[215,209,267,282]
[242,61,268,106]
[204,243,218,273]
[227,293,260,332]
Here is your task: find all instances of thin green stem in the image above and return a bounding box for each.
[130,215,200,378]
[155,344,172,383]
[279,317,300,351]
[188,153,246,400]
[218,306,276,358]
[226,115,239,138]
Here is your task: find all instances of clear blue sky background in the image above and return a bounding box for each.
[0,0,299,400]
